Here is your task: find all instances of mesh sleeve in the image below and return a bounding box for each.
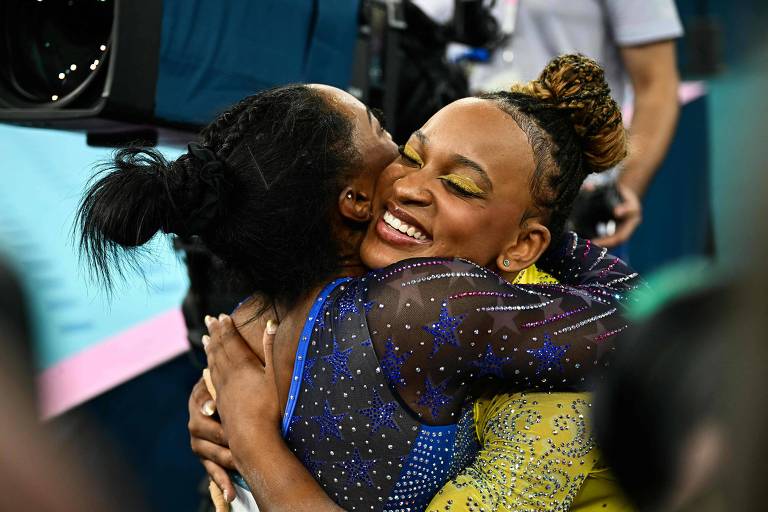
[364,235,640,425]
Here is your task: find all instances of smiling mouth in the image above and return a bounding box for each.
[382,210,428,241]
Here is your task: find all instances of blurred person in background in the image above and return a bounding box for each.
[0,258,135,511]
[416,0,683,249]
[593,282,729,511]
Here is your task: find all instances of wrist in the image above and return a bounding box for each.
[228,418,283,465]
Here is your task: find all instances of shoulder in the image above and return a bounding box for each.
[361,257,508,291]
[537,232,642,293]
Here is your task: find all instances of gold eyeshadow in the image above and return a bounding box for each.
[438,174,486,197]
[401,144,424,168]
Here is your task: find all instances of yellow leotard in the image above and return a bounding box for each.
[426,265,633,512]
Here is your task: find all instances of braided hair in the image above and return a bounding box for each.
[480,54,628,239]
[77,85,361,307]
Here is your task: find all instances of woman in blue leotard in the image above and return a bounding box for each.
[79,55,637,511]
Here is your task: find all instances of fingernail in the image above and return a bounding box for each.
[201,399,216,416]
[218,313,227,322]
[204,315,214,328]
[202,335,210,347]
[222,489,230,502]
[266,319,278,334]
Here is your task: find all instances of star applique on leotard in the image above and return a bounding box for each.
[417,376,452,419]
[423,305,465,358]
[322,339,354,384]
[526,335,570,375]
[380,338,412,388]
[311,400,345,440]
[470,344,511,378]
[358,389,400,434]
[336,448,376,488]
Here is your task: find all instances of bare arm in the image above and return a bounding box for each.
[595,40,680,247]
[620,40,680,196]
[205,315,344,512]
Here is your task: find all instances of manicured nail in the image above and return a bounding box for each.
[201,399,216,416]
[223,489,230,502]
[204,315,214,328]
[266,319,278,334]
[202,335,210,347]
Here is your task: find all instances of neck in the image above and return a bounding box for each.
[334,223,368,278]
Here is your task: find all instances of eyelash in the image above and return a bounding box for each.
[397,145,422,168]
[396,145,484,198]
[439,176,484,198]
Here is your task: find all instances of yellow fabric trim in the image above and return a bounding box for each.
[426,266,633,512]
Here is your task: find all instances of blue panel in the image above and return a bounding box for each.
[629,96,712,274]
[155,0,360,126]
[0,124,189,370]
[155,0,314,125]
[305,0,360,87]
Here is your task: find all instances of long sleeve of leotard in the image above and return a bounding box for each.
[360,234,641,425]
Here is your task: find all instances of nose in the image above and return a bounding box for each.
[392,166,433,207]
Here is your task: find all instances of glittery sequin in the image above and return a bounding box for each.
[552,308,617,336]
[593,324,628,343]
[311,400,346,440]
[322,339,354,384]
[380,338,412,388]
[417,377,453,418]
[336,448,376,488]
[358,389,400,434]
[527,336,570,375]
[402,272,487,288]
[423,305,465,357]
[470,344,511,378]
[521,305,590,329]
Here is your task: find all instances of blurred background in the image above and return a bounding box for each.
[0,1,766,510]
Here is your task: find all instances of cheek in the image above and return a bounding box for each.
[436,202,523,262]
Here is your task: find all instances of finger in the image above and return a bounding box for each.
[201,399,217,417]
[189,415,228,447]
[217,315,254,363]
[209,479,230,512]
[203,368,217,400]
[192,438,236,469]
[263,319,278,373]
[191,378,212,405]
[206,317,233,368]
[202,459,236,505]
[610,215,641,245]
[593,216,639,248]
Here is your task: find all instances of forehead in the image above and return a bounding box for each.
[309,84,367,122]
[420,98,535,185]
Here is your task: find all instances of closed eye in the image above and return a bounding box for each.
[438,175,486,198]
[398,144,424,168]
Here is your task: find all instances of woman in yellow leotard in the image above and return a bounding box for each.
[427,265,633,512]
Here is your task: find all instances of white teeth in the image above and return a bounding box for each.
[383,210,427,241]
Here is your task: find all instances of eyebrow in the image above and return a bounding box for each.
[365,106,386,134]
[412,130,493,192]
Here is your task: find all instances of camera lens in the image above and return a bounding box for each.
[0,0,113,107]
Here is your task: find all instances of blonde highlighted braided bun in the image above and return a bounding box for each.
[510,54,627,173]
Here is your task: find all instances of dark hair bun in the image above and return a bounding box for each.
[510,53,627,173]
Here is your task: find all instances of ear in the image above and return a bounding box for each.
[338,186,372,223]
[496,221,551,273]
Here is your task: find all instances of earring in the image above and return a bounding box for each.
[346,191,354,200]
[503,259,510,268]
